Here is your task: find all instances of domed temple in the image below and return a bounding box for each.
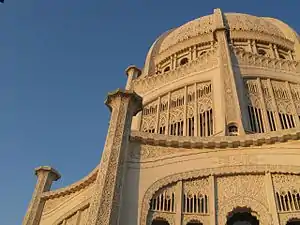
[23,8,300,225]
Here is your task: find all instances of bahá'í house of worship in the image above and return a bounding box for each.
[23,8,300,225]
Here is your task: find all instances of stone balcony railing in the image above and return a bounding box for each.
[233,48,300,75]
[132,49,219,95]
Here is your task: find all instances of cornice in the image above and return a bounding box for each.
[41,167,98,200]
[233,48,300,75]
[130,128,300,149]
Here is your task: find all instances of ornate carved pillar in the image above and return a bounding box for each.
[86,89,142,225]
[175,181,183,225]
[183,86,187,136]
[155,97,161,133]
[209,175,216,225]
[267,79,282,130]
[252,40,258,54]
[285,81,300,127]
[166,92,171,135]
[257,78,271,132]
[22,166,60,225]
[194,83,198,136]
[265,172,280,225]
[212,8,247,134]
[125,65,141,90]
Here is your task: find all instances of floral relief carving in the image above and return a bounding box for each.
[218,196,272,225]
[87,92,141,225]
[216,154,257,166]
[183,177,210,194]
[272,174,300,192]
[148,211,175,225]
[216,175,267,206]
[279,213,300,225]
[130,145,182,161]
[139,165,300,225]
[182,214,209,225]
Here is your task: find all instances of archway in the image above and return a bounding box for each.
[287,219,300,225]
[187,220,202,225]
[226,207,259,225]
[151,218,170,225]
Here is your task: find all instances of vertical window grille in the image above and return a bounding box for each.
[276,190,300,212]
[150,192,175,212]
[248,106,264,133]
[198,109,213,137]
[279,113,295,130]
[159,126,166,134]
[187,117,195,136]
[267,111,277,131]
[169,121,184,136]
[183,194,208,214]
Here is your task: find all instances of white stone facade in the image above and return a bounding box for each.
[23,8,300,225]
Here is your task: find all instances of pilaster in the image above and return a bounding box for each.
[86,89,142,225]
[209,175,216,225]
[175,181,183,225]
[265,172,280,225]
[22,166,60,225]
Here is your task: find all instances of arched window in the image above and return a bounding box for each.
[226,212,259,225]
[199,50,207,56]
[164,66,170,73]
[279,54,286,59]
[257,49,267,56]
[187,220,203,225]
[151,218,170,225]
[287,219,300,225]
[180,57,189,65]
[228,124,238,136]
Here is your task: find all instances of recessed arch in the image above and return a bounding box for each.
[151,217,170,225]
[186,219,203,225]
[226,207,259,225]
[140,165,300,225]
[287,218,300,225]
[257,49,267,56]
[180,57,189,65]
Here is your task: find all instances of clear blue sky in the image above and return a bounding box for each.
[0,0,299,224]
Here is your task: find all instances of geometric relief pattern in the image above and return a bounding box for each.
[245,78,300,132]
[140,166,300,225]
[141,81,213,137]
[217,175,269,225]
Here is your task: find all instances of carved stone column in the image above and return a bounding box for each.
[125,65,141,90]
[212,8,247,134]
[175,181,183,225]
[265,172,280,225]
[86,89,142,225]
[209,175,216,225]
[22,166,61,225]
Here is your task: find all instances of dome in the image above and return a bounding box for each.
[142,10,299,76]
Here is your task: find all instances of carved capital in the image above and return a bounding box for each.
[23,166,60,225]
[105,89,143,115]
[35,166,61,183]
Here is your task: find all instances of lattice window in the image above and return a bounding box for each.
[267,110,277,131]
[276,190,300,212]
[183,193,208,214]
[245,79,265,133]
[150,190,175,213]
[198,109,213,137]
[248,106,264,133]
